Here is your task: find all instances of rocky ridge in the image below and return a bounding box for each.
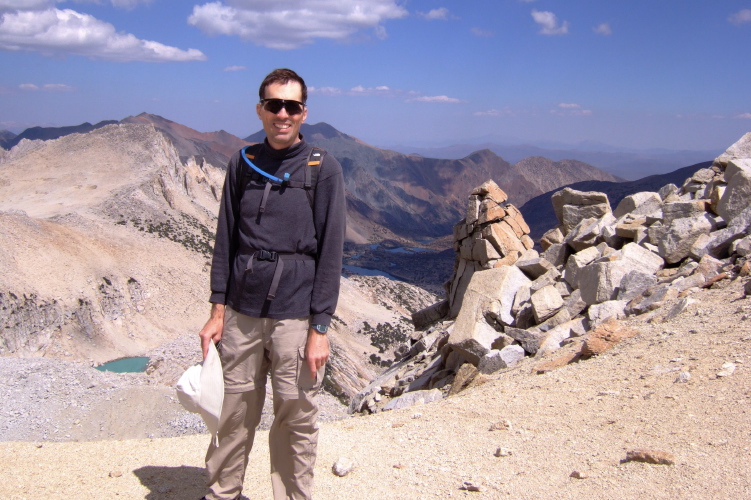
[349,132,751,415]
[0,123,224,364]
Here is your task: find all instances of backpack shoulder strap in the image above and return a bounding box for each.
[304,147,326,209]
[236,144,326,210]
[238,143,264,198]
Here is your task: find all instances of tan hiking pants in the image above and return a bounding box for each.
[204,307,324,500]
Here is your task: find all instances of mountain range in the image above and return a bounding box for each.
[3,122,716,183]
[0,113,716,281]
[386,142,718,181]
[1,114,623,244]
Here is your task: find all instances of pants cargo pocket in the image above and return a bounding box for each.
[297,346,324,392]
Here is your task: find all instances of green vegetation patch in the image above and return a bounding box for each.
[123,213,214,257]
[359,320,409,354]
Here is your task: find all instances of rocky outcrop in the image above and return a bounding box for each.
[349,132,751,415]
[0,125,226,364]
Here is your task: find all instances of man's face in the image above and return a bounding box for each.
[256,81,308,150]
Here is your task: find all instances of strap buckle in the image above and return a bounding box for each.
[257,250,278,261]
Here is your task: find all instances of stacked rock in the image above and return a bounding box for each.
[448,180,535,317]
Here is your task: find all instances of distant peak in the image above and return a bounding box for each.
[130,112,172,123]
[302,122,343,140]
[464,149,498,161]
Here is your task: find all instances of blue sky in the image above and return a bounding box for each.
[1,0,750,151]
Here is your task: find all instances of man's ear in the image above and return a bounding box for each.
[256,103,263,120]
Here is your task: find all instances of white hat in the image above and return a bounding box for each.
[175,341,224,445]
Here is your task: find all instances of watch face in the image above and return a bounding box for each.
[313,324,328,333]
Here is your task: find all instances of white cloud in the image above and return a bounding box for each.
[40,83,74,91]
[310,85,459,103]
[373,24,388,40]
[408,95,462,103]
[0,7,206,62]
[418,8,451,21]
[310,85,395,97]
[223,65,246,71]
[109,0,154,8]
[531,9,569,35]
[728,9,751,26]
[473,108,515,117]
[737,113,751,119]
[471,27,494,38]
[19,82,74,91]
[188,0,408,50]
[309,86,343,96]
[593,22,612,35]
[552,103,591,116]
[352,85,388,93]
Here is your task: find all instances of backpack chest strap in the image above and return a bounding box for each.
[244,250,316,301]
[241,146,325,213]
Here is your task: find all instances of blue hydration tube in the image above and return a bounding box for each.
[241,146,290,183]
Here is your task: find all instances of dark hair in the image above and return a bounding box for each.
[258,68,307,104]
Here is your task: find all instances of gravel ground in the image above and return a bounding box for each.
[1,279,750,499]
[0,350,349,443]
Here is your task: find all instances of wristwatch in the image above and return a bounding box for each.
[311,324,328,334]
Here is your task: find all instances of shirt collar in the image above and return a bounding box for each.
[263,134,306,160]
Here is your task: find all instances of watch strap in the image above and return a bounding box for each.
[311,324,328,334]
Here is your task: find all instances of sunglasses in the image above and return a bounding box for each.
[260,98,305,116]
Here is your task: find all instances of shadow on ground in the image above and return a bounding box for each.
[134,465,207,500]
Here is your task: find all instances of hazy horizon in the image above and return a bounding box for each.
[0,115,730,158]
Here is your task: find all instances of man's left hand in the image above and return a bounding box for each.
[305,328,329,379]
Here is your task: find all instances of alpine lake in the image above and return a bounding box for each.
[95,356,150,373]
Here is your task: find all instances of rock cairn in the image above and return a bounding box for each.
[349,132,751,415]
[414,180,535,325]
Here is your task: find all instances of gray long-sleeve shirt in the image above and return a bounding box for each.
[209,137,346,326]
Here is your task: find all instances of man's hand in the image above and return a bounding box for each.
[199,303,226,360]
[305,328,329,379]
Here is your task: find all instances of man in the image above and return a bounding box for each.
[199,68,346,500]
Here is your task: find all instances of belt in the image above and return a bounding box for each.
[245,250,315,300]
